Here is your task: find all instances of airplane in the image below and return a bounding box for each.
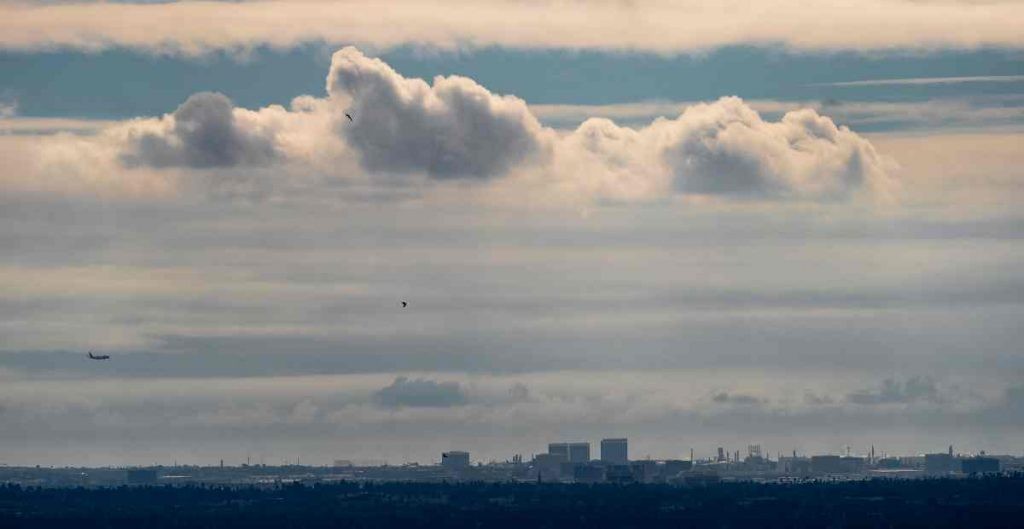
[87,351,110,360]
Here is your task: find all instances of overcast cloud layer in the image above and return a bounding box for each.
[2,1,1024,54]
[2,21,1024,466]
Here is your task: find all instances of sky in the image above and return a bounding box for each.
[1,0,1023,467]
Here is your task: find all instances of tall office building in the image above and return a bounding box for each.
[550,442,590,462]
[601,438,628,464]
[548,443,570,460]
[568,442,591,463]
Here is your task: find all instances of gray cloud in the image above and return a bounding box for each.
[847,376,940,405]
[372,376,468,408]
[508,383,530,403]
[120,92,279,169]
[803,391,835,406]
[712,392,764,406]
[327,46,548,179]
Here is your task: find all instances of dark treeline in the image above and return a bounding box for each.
[2,474,1023,528]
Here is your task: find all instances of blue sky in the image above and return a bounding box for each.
[3,45,1023,121]
[1,1,1024,467]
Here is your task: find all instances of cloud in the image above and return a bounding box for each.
[327,46,549,179]
[847,376,940,405]
[0,117,116,136]
[803,391,835,406]
[531,97,1024,134]
[5,369,1020,466]
[711,391,764,406]
[119,92,281,169]
[662,100,891,200]
[508,383,531,403]
[554,98,894,202]
[818,75,1024,88]
[0,99,15,119]
[1,1,1023,55]
[372,376,468,408]
[12,47,892,203]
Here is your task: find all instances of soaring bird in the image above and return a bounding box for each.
[345,113,353,122]
[400,301,408,308]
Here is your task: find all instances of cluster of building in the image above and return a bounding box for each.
[1,441,1017,487]
[436,440,1014,484]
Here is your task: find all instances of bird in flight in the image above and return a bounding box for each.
[345,113,354,122]
[400,301,408,308]
[87,351,110,361]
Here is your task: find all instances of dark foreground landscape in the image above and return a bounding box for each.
[2,475,1023,529]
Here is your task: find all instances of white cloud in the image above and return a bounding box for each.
[8,47,892,204]
[326,46,550,179]
[0,99,16,119]
[544,97,895,202]
[1,1,1023,54]
[661,101,893,200]
[531,97,1024,134]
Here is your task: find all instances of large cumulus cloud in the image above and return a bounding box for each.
[664,100,889,199]
[19,47,893,204]
[558,98,894,202]
[327,46,549,179]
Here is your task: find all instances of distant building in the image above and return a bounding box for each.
[840,456,866,474]
[573,464,605,483]
[877,457,903,469]
[778,456,812,475]
[682,470,720,486]
[605,464,634,484]
[630,460,658,483]
[600,438,628,464]
[925,453,957,474]
[568,443,591,463]
[548,443,570,460]
[661,460,693,477]
[810,455,844,474]
[441,451,470,469]
[961,457,999,474]
[533,453,567,480]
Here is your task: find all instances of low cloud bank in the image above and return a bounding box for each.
[847,376,941,405]
[373,376,468,408]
